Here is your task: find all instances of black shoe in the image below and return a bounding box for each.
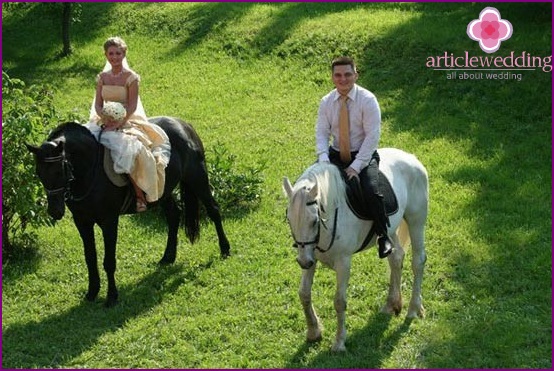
[378,235,393,258]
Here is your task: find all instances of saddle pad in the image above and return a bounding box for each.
[103,148,129,187]
[380,173,398,216]
[345,170,399,220]
[103,148,137,214]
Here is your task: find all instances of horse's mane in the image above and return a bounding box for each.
[47,122,96,143]
[295,162,346,213]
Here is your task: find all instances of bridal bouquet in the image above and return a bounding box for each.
[102,101,126,122]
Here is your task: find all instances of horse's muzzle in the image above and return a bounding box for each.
[47,197,65,220]
[297,257,315,270]
[48,207,65,220]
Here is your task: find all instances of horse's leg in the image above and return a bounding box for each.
[299,261,322,343]
[159,195,179,264]
[407,223,426,318]
[100,218,119,307]
[189,167,230,257]
[332,258,351,352]
[74,219,100,301]
[204,196,230,257]
[381,231,405,316]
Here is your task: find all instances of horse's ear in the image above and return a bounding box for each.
[25,143,40,155]
[283,177,293,199]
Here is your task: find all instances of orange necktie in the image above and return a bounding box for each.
[338,95,351,163]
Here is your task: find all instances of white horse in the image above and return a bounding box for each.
[283,148,428,352]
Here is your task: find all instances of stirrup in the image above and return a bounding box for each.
[378,235,393,258]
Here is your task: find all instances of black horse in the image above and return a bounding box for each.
[26,117,230,306]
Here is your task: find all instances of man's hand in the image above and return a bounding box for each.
[345,166,358,180]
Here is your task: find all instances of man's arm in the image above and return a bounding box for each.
[350,94,381,173]
[315,98,331,162]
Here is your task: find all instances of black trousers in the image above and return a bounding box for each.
[328,147,379,193]
[328,147,390,233]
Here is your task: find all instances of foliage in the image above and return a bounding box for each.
[206,143,267,214]
[1,71,57,255]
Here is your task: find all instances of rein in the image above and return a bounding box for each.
[41,137,102,202]
[315,207,339,253]
[41,154,74,198]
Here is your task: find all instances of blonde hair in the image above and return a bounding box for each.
[103,36,128,53]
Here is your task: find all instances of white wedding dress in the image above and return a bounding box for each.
[85,60,171,203]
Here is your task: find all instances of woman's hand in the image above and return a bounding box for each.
[101,116,124,131]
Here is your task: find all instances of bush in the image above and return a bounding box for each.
[2,71,59,256]
[206,143,267,215]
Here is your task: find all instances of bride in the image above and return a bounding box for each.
[85,36,170,212]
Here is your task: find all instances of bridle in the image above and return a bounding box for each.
[289,200,339,253]
[39,142,100,202]
[40,152,75,201]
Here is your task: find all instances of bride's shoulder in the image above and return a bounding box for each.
[124,69,141,86]
[96,71,109,84]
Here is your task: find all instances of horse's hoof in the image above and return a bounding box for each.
[331,343,347,352]
[85,290,99,302]
[307,325,322,343]
[220,244,231,258]
[407,304,425,319]
[381,300,403,316]
[85,293,97,302]
[105,298,118,308]
[85,283,100,302]
[307,333,322,343]
[159,255,176,265]
[104,291,119,308]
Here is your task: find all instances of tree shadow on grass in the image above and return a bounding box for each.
[166,1,257,56]
[250,2,366,56]
[1,261,213,368]
[164,2,416,59]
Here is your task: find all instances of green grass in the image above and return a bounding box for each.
[2,2,552,369]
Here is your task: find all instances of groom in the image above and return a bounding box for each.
[315,56,393,258]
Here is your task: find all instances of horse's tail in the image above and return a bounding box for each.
[398,218,411,248]
[181,181,201,244]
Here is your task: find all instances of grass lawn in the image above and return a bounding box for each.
[2,2,552,369]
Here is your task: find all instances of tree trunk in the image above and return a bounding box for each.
[61,3,71,56]
[2,203,12,256]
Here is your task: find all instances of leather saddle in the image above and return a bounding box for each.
[344,170,398,220]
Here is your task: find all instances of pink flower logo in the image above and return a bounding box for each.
[467,7,513,53]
